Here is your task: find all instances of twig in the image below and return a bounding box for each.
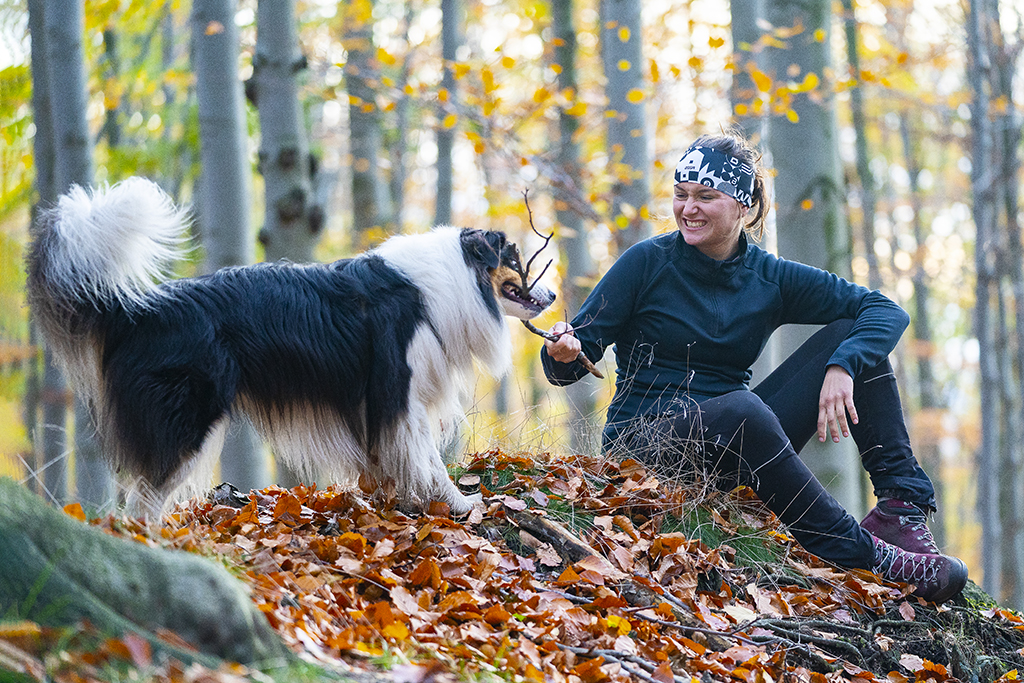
[523,320,604,379]
[557,645,689,683]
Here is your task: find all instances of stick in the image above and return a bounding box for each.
[522,320,604,379]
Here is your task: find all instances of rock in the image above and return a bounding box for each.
[0,477,290,667]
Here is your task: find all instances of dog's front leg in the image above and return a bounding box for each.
[385,406,481,516]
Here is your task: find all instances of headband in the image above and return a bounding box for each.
[674,146,756,207]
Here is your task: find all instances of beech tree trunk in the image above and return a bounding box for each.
[435,0,462,227]
[344,0,390,242]
[26,0,62,502]
[967,0,1000,598]
[553,0,599,454]
[43,0,113,510]
[600,0,650,253]
[763,0,862,518]
[254,0,320,265]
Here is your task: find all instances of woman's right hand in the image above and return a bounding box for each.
[545,321,581,363]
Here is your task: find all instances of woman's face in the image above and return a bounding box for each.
[672,182,748,261]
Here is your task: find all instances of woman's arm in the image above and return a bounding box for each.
[540,241,651,386]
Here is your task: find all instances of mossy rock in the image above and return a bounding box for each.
[0,477,290,668]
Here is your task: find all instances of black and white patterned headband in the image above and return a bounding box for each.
[674,146,756,207]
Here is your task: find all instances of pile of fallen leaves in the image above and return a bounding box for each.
[5,450,1024,682]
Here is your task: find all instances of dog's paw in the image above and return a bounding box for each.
[449,491,484,516]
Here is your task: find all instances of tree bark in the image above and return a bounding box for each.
[967,0,1000,598]
[553,0,598,454]
[600,0,651,253]
[344,0,390,243]
[730,0,764,143]
[44,0,113,510]
[435,0,462,227]
[763,0,862,518]
[253,0,320,265]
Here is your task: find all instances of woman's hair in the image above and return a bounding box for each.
[687,131,769,241]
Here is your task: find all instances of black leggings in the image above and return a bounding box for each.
[623,320,935,569]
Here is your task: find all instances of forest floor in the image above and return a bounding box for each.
[2,450,1023,683]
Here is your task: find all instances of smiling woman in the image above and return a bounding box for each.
[540,129,970,605]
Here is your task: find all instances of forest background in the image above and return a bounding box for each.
[0,0,1017,611]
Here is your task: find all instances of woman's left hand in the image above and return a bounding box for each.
[818,365,858,443]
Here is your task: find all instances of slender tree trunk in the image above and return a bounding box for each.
[552,0,598,454]
[967,0,1001,597]
[840,0,881,293]
[600,0,650,253]
[27,0,63,500]
[991,11,1024,607]
[192,0,266,492]
[344,0,390,243]
[389,2,415,229]
[101,29,124,148]
[730,0,764,143]
[899,115,947,551]
[764,0,862,517]
[254,0,319,264]
[45,0,113,509]
[435,0,461,226]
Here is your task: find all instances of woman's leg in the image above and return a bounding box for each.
[752,321,936,510]
[657,391,876,569]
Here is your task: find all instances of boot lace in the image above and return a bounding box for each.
[873,539,939,585]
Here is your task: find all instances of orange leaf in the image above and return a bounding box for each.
[63,503,86,522]
[484,603,512,626]
[573,656,609,683]
[555,567,581,585]
[653,662,675,683]
[272,493,304,523]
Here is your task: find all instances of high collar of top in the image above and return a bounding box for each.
[673,231,749,279]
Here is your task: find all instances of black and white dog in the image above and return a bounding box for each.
[27,178,555,516]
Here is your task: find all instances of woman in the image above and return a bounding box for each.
[542,132,968,603]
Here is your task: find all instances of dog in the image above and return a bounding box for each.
[26,177,555,516]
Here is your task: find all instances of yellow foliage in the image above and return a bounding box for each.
[618,27,631,43]
[709,36,725,48]
[565,101,587,116]
[751,69,772,93]
[442,114,458,129]
[626,89,645,104]
[618,59,631,72]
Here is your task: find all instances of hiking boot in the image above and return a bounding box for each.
[870,535,968,603]
[861,497,940,555]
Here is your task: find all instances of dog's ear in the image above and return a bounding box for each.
[460,229,505,270]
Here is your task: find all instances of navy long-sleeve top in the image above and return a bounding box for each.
[541,231,910,441]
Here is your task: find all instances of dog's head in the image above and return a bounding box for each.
[459,229,555,320]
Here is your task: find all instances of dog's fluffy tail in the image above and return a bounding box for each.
[29,177,188,312]
[27,177,189,391]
